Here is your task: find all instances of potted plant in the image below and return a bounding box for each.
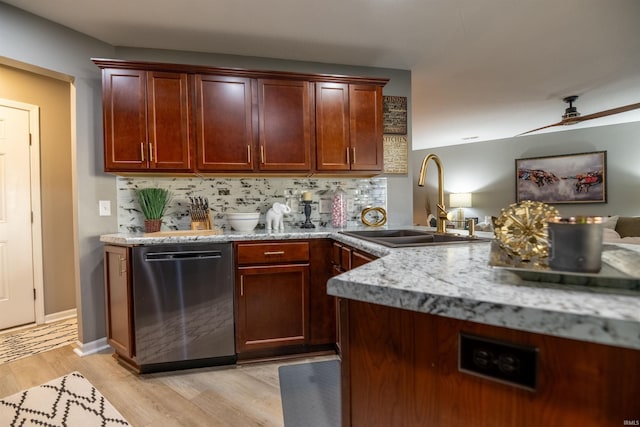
[136,188,171,233]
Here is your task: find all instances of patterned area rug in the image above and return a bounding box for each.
[0,371,131,426]
[0,318,77,364]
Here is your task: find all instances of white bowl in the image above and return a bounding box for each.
[227,212,260,232]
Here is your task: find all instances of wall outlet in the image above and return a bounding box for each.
[99,200,111,216]
[459,333,538,390]
[347,199,355,212]
[319,198,332,214]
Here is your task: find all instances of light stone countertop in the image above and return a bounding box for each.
[100,226,640,350]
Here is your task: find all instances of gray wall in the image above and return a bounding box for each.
[0,2,412,344]
[0,3,115,342]
[412,122,640,225]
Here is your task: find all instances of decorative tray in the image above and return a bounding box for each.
[489,241,640,292]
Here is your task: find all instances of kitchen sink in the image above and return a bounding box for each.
[339,229,490,248]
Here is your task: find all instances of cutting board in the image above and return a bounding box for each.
[144,229,222,237]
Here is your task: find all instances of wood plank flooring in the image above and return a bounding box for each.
[0,345,337,426]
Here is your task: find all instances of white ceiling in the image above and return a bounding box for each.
[4,0,640,149]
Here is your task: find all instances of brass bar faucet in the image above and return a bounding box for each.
[418,154,448,233]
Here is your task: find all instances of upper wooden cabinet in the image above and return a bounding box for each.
[102,68,193,172]
[94,59,388,176]
[258,79,313,171]
[316,82,350,171]
[349,85,383,171]
[195,75,255,171]
[315,83,383,173]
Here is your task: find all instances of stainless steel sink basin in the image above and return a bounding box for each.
[339,229,490,248]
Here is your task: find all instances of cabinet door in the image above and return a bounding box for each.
[102,69,147,171]
[236,264,309,353]
[352,249,376,268]
[258,79,312,171]
[195,75,255,171]
[103,245,134,359]
[349,84,383,171]
[146,71,193,171]
[316,82,350,171]
[309,239,336,345]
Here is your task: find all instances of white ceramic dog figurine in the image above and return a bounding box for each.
[266,202,292,231]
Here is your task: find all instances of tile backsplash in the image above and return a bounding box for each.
[117,176,387,232]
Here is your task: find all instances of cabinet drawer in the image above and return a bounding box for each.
[237,242,309,265]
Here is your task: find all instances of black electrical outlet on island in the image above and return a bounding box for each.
[459,332,538,390]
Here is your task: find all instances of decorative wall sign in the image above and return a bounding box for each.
[383,135,408,175]
[383,96,407,134]
[516,151,607,204]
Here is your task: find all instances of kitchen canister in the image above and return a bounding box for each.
[331,186,347,228]
[547,216,604,273]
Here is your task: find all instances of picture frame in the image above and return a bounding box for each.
[383,96,407,134]
[515,151,607,204]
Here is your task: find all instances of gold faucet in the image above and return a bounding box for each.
[418,154,448,233]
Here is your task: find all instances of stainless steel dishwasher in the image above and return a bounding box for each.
[131,242,235,372]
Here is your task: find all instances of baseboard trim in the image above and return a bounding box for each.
[44,308,77,323]
[73,337,111,357]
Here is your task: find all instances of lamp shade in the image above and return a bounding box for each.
[449,192,472,208]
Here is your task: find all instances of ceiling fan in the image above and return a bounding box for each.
[517,95,640,136]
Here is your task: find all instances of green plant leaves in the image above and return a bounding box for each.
[136,188,171,220]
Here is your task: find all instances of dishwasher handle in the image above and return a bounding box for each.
[144,250,223,262]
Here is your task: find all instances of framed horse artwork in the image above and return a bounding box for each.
[515,151,607,204]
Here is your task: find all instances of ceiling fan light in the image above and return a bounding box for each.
[562,109,580,121]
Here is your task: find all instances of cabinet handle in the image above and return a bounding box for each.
[260,145,265,164]
[352,147,356,164]
[346,147,350,164]
[247,145,251,163]
[118,256,126,275]
[264,251,285,256]
[240,275,244,296]
[140,142,145,162]
[149,142,154,162]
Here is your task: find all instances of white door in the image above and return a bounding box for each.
[0,104,36,329]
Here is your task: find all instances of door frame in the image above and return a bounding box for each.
[0,98,44,325]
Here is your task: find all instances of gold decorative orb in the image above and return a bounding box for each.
[493,200,560,263]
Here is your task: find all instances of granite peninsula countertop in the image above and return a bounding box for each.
[100,227,640,350]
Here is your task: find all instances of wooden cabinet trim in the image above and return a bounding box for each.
[93,58,389,86]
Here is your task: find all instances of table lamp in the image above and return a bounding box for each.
[449,192,472,226]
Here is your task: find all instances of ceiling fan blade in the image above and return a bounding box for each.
[516,121,564,137]
[573,102,640,122]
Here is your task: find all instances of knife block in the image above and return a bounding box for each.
[190,216,212,230]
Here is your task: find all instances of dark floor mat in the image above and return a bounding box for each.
[278,359,341,427]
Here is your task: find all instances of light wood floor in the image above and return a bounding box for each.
[0,345,337,426]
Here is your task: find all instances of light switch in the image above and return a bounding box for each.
[99,200,111,216]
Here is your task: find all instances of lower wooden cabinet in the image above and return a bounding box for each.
[103,238,357,367]
[234,239,339,359]
[235,241,313,358]
[235,264,309,353]
[330,240,377,354]
[103,245,135,362]
[341,299,640,427]
[309,239,336,345]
